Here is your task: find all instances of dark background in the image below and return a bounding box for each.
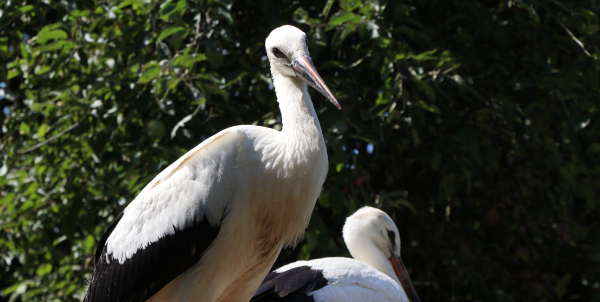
[1,0,599,300]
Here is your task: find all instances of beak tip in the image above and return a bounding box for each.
[331,98,342,110]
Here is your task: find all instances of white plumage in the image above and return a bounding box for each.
[85,25,340,302]
[271,258,404,302]
[252,207,421,302]
[106,130,240,263]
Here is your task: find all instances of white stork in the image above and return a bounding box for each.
[84,25,341,302]
[251,207,421,302]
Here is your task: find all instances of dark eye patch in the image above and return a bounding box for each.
[272,47,286,59]
[387,230,396,248]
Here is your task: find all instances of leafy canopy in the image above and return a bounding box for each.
[1,0,599,301]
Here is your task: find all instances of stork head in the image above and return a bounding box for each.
[343,207,421,302]
[265,25,341,109]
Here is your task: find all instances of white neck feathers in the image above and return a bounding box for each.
[271,70,322,141]
[343,218,401,285]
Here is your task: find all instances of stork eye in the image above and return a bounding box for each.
[272,47,286,59]
[387,230,396,248]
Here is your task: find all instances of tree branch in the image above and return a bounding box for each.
[19,122,81,154]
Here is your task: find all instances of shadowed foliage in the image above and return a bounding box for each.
[1,0,599,301]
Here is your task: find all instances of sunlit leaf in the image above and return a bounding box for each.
[158,26,188,41]
[83,235,95,254]
[327,11,362,29]
[293,7,309,24]
[36,264,53,277]
[37,123,48,139]
[36,29,68,44]
[173,53,207,68]
[19,122,31,137]
[138,65,161,84]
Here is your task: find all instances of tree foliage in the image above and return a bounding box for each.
[1,0,599,301]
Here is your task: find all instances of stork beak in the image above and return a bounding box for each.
[390,255,421,302]
[292,56,341,110]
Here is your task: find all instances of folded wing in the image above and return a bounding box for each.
[85,129,242,302]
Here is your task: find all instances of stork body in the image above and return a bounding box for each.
[84,25,340,302]
[251,207,421,302]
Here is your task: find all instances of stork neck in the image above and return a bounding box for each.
[271,72,322,141]
[346,237,401,285]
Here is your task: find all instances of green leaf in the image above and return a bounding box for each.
[19,122,31,137]
[83,235,95,254]
[159,0,188,19]
[331,27,351,49]
[19,5,35,13]
[35,40,70,52]
[212,0,233,10]
[173,53,207,68]
[36,30,68,44]
[216,7,233,25]
[158,26,188,41]
[36,264,52,277]
[7,68,19,80]
[293,7,309,24]
[339,0,362,11]
[53,235,67,247]
[397,199,417,215]
[138,65,161,84]
[414,100,441,114]
[327,11,362,29]
[37,123,48,139]
[49,54,70,73]
[322,0,335,18]
[412,49,438,61]
[2,280,33,296]
[203,83,227,99]
[147,120,166,141]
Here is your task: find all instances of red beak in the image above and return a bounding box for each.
[291,56,341,110]
[390,255,421,302]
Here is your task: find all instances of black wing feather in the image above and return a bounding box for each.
[251,266,329,302]
[94,212,123,266]
[84,213,221,302]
